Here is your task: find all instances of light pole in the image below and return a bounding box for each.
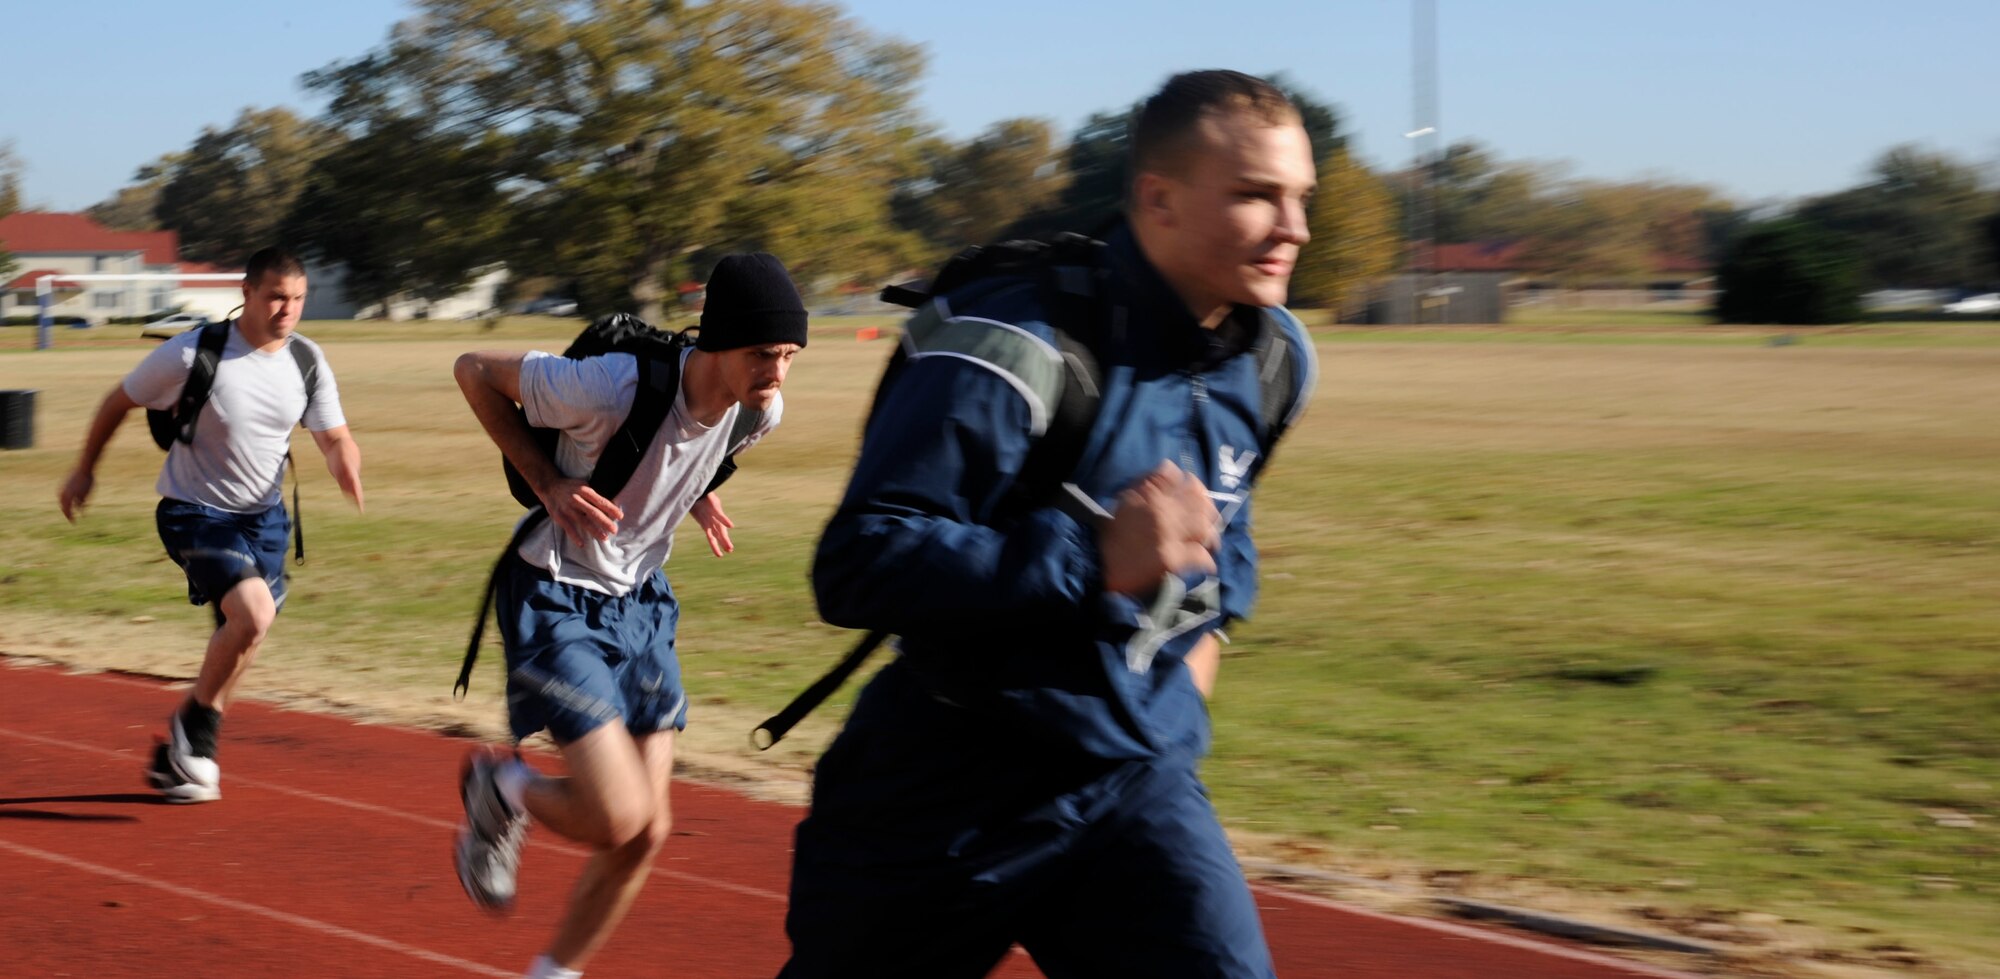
[1407,0,1441,323]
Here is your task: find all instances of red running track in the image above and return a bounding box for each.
[0,659,1700,978]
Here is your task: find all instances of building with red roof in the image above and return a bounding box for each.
[0,212,227,323]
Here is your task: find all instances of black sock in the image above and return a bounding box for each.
[178,701,222,759]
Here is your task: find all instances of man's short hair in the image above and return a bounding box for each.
[244,247,307,288]
[1131,70,1301,182]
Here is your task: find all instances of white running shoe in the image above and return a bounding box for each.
[145,740,221,804]
[455,749,529,912]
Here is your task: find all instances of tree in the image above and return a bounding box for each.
[310,0,926,321]
[1714,219,1863,325]
[1798,145,1993,288]
[0,140,21,214]
[1985,208,2000,285]
[1391,140,1737,283]
[155,108,329,264]
[1392,141,1554,245]
[1004,109,1135,239]
[283,121,512,312]
[1011,75,1364,250]
[1269,73,1347,167]
[0,141,20,283]
[1513,180,1732,284]
[1288,149,1398,310]
[85,154,181,231]
[893,118,1063,254]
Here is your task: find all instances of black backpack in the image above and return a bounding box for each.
[750,232,1311,748]
[456,313,763,698]
[146,319,320,564]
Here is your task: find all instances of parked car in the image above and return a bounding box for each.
[139,312,212,339]
[1941,293,2000,315]
[523,296,580,317]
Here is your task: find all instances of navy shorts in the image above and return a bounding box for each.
[779,664,1274,979]
[495,555,689,745]
[155,498,290,612]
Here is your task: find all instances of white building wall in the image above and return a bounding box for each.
[12,251,157,322]
[175,286,245,321]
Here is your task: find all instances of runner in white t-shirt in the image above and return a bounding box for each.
[57,248,366,804]
[449,253,806,979]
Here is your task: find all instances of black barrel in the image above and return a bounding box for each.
[0,389,36,449]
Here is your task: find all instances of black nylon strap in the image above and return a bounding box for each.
[287,450,304,564]
[701,405,764,498]
[750,629,888,749]
[455,511,548,700]
[285,339,320,565]
[587,354,676,500]
[165,320,231,445]
[755,250,1113,750]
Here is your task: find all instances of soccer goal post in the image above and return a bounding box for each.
[32,272,245,350]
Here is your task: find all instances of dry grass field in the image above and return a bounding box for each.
[4,317,1996,976]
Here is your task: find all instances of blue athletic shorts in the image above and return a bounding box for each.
[155,498,290,612]
[495,555,689,745]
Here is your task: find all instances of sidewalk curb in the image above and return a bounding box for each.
[1239,856,1723,958]
[1438,898,1725,955]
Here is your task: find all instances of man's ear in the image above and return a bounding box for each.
[1132,171,1177,229]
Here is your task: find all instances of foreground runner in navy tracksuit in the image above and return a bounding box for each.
[780,70,1319,978]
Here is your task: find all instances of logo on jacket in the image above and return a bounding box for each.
[1218,445,1257,490]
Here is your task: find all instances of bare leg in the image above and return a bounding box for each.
[518,722,663,846]
[190,577,276,712]
[535,728,677,971]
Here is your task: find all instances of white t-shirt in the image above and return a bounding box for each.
[122,325,347,513]
[514,348,780,596]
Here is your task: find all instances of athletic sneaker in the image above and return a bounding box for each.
[455,749,529,912]
[145,739,221,804]
[144,711,222,804]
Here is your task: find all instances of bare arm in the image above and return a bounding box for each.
[308,424,365,513]
[58,384,142,522]
[453,351,622,547]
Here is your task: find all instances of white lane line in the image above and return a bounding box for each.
[0,836,515,978]
[0,726,787,903]
[1250,885,1707,979]
[3,673,1698,978]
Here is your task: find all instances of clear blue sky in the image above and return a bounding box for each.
[7,0,1996,212]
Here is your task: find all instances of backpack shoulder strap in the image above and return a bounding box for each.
[897,298,1073,437]
[286,337,320,420]
[1007,236,1111,515]
[1243,307,1317,485]
[700,404,765,498]
[879,238,1112,517]
[1004,313,1103,517]
[280,338,323,567]
[754,242,1112,750]
[586,349,681,501]
[164,320,232,446]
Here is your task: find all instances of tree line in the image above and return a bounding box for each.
[63,0,2000,323]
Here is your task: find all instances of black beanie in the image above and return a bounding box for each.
[697,252,809,352]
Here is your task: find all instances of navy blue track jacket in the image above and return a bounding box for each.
[812,223,1316,760]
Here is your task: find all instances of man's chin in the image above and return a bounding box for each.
[1238,282,1291,308]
